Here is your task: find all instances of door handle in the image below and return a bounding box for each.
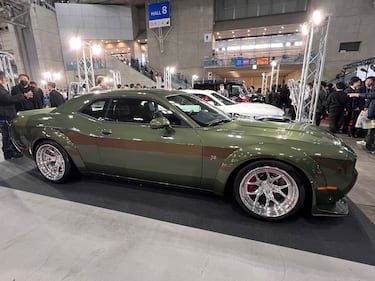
[101,129,113,135]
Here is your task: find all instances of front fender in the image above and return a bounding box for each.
[212,144,326,197]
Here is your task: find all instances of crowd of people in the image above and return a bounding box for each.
[261,76,375,154]
[0,71,65,160]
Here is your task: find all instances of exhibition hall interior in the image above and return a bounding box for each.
[0,0,375,280]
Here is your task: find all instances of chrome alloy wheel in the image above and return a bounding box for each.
[35,144,66,181]
[239,166,299,218]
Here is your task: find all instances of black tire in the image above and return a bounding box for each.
[34,140,72,183]
[233,160,306,221]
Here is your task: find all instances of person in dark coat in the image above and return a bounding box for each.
[30,81,44,109]
[315,82,328,126]
[0,71,33,160]
[47,82,65,107]
[344,76,362,136]
[348,88,375,153]
[326,82,349,133]
[11,74,41,111]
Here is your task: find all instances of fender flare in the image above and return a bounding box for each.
[32,127,86,170]
[212,144,326,199]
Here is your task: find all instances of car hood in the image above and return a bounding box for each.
[223,103,284,116]
[213,119,352,150]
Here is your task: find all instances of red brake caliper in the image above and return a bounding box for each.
[247,176,256,193]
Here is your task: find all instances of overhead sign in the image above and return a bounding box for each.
[149,2,170,29]
[235,58,243,67]
[256,57,269,65]
[204,33,212,43]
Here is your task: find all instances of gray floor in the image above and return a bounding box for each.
[0,186,374,281]
[342,136,375,223]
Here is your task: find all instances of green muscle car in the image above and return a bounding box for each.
[10,90,358,221]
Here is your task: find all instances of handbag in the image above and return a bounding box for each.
[355,110,367,128]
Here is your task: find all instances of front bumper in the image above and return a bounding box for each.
[312,168,358,216]
[312,197,349,217]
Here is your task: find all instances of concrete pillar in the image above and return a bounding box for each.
[146,0,214,83]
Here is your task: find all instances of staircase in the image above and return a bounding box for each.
[103,55,156,87]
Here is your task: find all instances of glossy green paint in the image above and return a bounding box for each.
[10,90,358,217]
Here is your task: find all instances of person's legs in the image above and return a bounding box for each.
[342,109,352,133]
[365,128,375,152]
[350,110,361,137]
[328,112,338,133]
[0,122,15,159]
[315,111,322,126]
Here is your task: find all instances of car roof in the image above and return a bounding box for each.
[182,89,216,95]
[54,89,186,113]
[91,89,182,97]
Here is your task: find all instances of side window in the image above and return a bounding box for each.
[80,99,111,120]
[155,103,188,127]
[195,94,219,106]
[231,85,241,96]
[106,98,188,127]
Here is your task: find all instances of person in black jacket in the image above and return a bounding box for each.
[11,74,42,111]
[349,88,375,153]
[47,82,65,107]
[326,82,349,133]
[344,76,363,136]
[30,81,44,109]
[0,71,33,160]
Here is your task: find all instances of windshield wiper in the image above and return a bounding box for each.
[207,119,231,127]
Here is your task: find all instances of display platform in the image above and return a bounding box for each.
[1,158,374,266]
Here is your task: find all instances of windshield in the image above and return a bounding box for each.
[167,94,232,127]
[211,92,236,105]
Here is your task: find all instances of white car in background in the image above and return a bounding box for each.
[182,89,285,119]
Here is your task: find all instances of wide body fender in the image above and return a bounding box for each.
[212,144,325,199]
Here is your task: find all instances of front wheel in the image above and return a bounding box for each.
[233,161,306,221]
[34,140,72,183]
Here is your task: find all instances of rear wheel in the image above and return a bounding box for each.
[34,141,71,183]
[233,160,306,221]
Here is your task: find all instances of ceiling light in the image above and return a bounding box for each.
[264,27,267,31]
[301,23,309,35]
[279,31,282,33]
[217,32,220,35]
[247,29,250,32]
[262,32,265,35]
[312,10,322,25]
[296,29,299,32]
[231,31,235,33]
[281,26,284,29]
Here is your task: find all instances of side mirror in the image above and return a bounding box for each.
[150,117,171,129]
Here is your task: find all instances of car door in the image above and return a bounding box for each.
[95,97,203,187]
[67,98,112,171]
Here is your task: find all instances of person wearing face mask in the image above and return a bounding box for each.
[10,74,39,111]
[29,81,44,109]
[0,71,33,160]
